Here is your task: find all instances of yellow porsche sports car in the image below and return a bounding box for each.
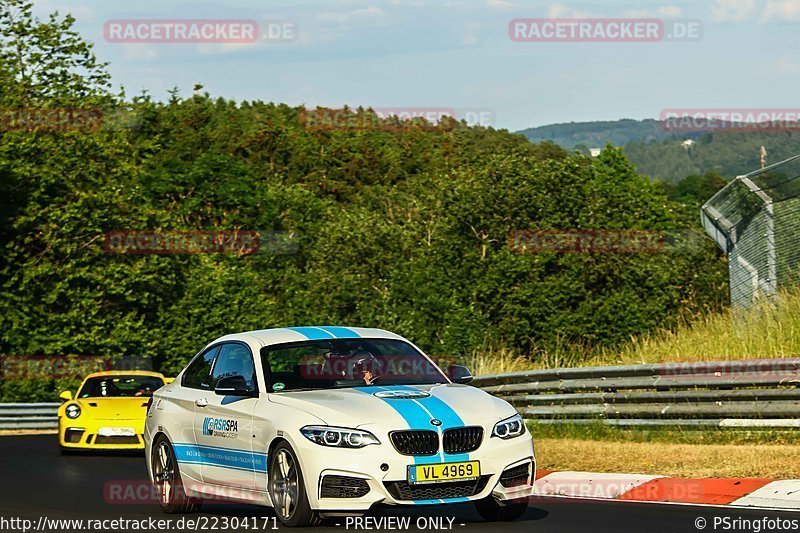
[58,370,171,452]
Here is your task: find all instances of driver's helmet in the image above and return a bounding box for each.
[325,349,382,379]
[348,351,382,379]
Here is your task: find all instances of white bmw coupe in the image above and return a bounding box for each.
[145,327,535,526]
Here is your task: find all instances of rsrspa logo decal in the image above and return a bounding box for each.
[202,417,239,438]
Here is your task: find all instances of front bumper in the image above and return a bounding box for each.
[59,417,146,450]
[294,431,535,511]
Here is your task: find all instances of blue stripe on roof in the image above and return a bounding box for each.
[317,326,361,338]
[287,327,334,340]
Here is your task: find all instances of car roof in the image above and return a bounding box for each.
[83,370,165,379]
[212,326,407,348]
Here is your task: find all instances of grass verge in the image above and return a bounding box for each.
[531,423,800,478]
[535,437,800,478]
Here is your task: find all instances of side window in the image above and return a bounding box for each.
[182,346,221,390]
[210,343,257,392]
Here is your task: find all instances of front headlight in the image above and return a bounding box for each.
[300,426,380,448]
[65,403,81,419]
[491,413,525,439]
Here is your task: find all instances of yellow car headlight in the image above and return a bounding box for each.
[65,403,81,419]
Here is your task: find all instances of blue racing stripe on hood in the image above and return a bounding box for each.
[409,390,465,429]
[354,386,432,430]
[355,385,471,464]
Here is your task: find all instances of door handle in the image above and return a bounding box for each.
[195,398,208,407]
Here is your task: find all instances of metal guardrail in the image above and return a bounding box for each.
[473,359,800,428]
[5,359,800,430]
[0,403,59,430]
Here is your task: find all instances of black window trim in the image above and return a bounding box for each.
[181,344,222,391]
[182,341,260,395]
[259,337,449,392]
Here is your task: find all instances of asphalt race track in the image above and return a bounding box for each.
[1,435,797,533]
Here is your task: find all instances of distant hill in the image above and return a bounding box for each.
[517,119,800,183]
[517,119,676,148]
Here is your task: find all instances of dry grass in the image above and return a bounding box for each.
[465,348,537,375]
[537,437,800,478]
[601,289,800,366]
[471,288,800,375]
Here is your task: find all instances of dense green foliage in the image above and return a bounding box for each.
[625,131,800,183]
[0,1,730,400]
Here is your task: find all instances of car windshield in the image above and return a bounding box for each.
[78,375,164,398]
[262,339,447,392]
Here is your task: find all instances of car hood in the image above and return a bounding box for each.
[266,384,515,430]
[73,397,150,420]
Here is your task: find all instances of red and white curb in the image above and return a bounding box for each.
[534,471,800,510]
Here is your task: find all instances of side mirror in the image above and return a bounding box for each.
[59,391,73,402]
[448,365,473,384]
[214,376,255,397]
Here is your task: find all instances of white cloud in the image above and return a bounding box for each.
[120,44,159,62]
[317,6,387,24]
[710,0,756,21]
[760,0,800,21]
[353,6,385,17]
[769,55,800,74]
[623,5,683,18]
[486,0,515,9]
[195,42,255,56]
[546,3,593,18]
[460,21,484,46]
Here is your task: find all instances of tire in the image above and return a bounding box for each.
[151,435,199,514]
[474,496,528,522]
[268,441,321,527]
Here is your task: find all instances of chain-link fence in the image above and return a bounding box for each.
[701,154,800,308]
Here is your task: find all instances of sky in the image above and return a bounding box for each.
[30,0,800,131]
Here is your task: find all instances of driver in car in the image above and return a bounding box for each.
[324,349,384,384]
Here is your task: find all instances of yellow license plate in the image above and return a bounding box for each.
[407,461,481,484]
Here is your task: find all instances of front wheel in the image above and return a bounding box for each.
[474,496,528,522]
[151,436,199,514]
[268,442,321,527]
